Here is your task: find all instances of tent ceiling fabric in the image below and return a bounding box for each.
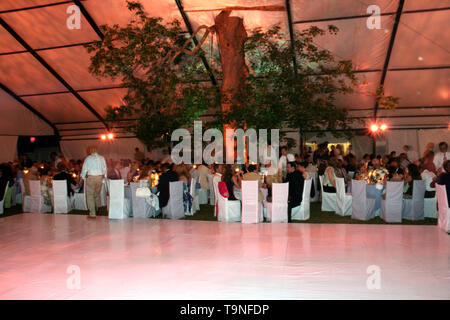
[0,0,448,139]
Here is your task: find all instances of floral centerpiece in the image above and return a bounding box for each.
[362,168,389,184]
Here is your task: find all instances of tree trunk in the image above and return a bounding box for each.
[214,11,248,163]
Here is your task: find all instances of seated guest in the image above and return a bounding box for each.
[390,167,405,182]
[157,163,178,209]
[323,158,338,193]
[107,161,122,180]
[177,169,192,215]
[222,165,237,200]
[53,163,78,196]
[284,161,304,222]
[39,168,53,207]
[404,163,421,198]
[0,163,14,204]
[197,162,210,191]
[421,162,437,198]
[243,164,263,202]
[437,160,450,207]
[136,165,151,181]
[23,166,40,196]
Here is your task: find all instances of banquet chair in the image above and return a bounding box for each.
[310,171,319,202]
[291,178,312,221]
[380,181,404,223]
[424,196,438,218]
[73,182,88,211]
[0,182,9,214]
[217,187,241,222]
[319,175,338,212]
[436,184,450,233]
[265,183,288,223]
[29,180,51,213]
[15,180,22,205]
[402,180,425,221]
[351,180,376,221]
[335,177,352,216]
[188,177,199,215]
[241,180,262,223]
[198,188,209,205]
[208,174,215,206]
[19,179,31,212]
[100,179,108,207]
[130,181,152,218]
[10,182,16,206]
[162,181,184,219]
[52,180,73,214]
[108,179,131,219]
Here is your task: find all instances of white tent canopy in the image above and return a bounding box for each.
[0,0,448,160]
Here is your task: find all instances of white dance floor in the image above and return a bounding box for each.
[0,213,449,300]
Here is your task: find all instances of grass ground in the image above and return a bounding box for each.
[2,203,437,226]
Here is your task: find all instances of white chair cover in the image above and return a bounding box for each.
[119,167,130,180]
[198,188,209,204]
[19,179,31,212]
[162,181,184,219]
[29,180,51,213]
[241,180,261,223]
[335,177,352,216]
[291,178,312,221]
[351,180,376,221]
[402,180,425,220]
[0,182,9,214]
[217,190,241,222]
[208,174,215,205]
[310,171,319,202]
[188,177,199,215]
[380,181,404,223]
[73,182,88,211]
[130,181,152,218]
[319,175,338,212]
[100,179,107,207]
[108,179,131,219]
[436,184,450,233]
[424,196,438,218]
[52,180,73,214]
[266,183,288,223]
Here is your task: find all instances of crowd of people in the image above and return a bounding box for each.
[0,141,449,221]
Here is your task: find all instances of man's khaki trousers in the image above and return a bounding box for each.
[86,175,104,216]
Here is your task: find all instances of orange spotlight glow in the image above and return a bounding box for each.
[370,124,379,133]
[100,134,107,140]
[380,124,388,131]
[107,133,114,140]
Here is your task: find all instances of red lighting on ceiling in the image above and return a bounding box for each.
[30,137,36,143]
[100,134,107,140]
[107,133,114,140]
[380,124,388,131]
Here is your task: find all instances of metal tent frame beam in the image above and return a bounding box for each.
[0,82,59,136]
[175,0,217,86]
[374,0,405,120]
[0,17,108,129]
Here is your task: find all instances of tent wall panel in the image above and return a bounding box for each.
[0,135,18,162]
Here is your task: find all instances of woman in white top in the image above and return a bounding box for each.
[323,158,338,193]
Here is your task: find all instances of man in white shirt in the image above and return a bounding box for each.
[278,146,295,177]
[81,146,107,218]
[433,142,449,173]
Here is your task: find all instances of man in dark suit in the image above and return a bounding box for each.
[157,163,179,210]
[284,161,304,222]
[53,162,78,197]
